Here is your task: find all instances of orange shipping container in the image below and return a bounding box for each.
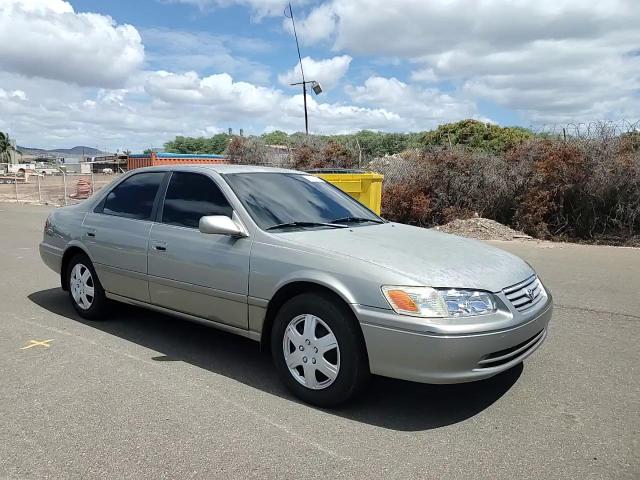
[127,152,226,171]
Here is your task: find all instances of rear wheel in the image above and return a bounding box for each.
[271,292,369,407]
[66,253,107,320]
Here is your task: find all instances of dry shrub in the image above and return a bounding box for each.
[291,144,318,170]
[507,138,640,240]
[376,135,639,243]
[381,182,433,225]
[380,147,518,227]
[293,140,357,170]
[226,136,268,165]
[228,128,639,243]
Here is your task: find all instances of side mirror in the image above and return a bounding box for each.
[199,215,247,237]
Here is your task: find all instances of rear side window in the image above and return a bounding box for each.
[161,172,233,228]
[102,172,164,220]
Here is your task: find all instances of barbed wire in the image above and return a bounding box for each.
[529,120,640,139]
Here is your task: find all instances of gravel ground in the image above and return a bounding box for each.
[0,173,119,206]
[435,217,532,241]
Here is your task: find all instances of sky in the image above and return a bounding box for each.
[0,0,638,151]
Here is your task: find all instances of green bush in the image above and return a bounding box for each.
[418,119,533,153]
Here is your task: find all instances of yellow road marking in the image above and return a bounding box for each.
[20,339,54,350]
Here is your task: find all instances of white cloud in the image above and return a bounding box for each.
[144,70,404,132]
[279,94,401,134]
[0,66,409,151]
[282,2,337,45]
[6,0,636,152]
[278,55,352,90]
[0,88,27,101]
[410,68,438,83]
[0,71,230,151]
[0,0,144,88]
[297,0,640,121]
[346,76,480,129]
[145,71,282,115]
[142,28,272,84]
[169,0,298,20]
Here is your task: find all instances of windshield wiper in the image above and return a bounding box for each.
[266,221,349,231]
[331,216,385,224]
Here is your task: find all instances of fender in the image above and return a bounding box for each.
[270,269,358,305]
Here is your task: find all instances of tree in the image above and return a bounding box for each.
[261,130,289,146]
[164,133,231,154]
[0,132,14,163]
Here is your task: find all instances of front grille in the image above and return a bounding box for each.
[503,275,545,312]
[477,329,545,369]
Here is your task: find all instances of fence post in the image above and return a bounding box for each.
[63,172,68,206]
[14,173,18,203]
[37,173,42,203]
[90,169,94,194]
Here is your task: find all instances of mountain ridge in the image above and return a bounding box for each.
[17,145,111,156]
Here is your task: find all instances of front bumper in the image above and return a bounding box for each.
[356,298,553,384]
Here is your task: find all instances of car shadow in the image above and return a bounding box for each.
[28,288,523,432]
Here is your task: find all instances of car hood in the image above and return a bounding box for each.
[277,222,534,292]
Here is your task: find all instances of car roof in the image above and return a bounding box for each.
[129,164,302,175]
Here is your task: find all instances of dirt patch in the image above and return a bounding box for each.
[0,173,119,206]
[434,217,532,241]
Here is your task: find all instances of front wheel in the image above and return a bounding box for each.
[66,253,107,320]
[271,292,370,407]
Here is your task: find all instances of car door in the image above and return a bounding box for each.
[83,171,167,303]
[147,171,251,329]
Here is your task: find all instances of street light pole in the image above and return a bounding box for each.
[302,80,308,135]
[290,80,314,135]
[286,3,308,135]
[286,3,322,135]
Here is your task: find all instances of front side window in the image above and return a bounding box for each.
[162,172,233,228]
[223,172,381,230]
[102,172,165,220]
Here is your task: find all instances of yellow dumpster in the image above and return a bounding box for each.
[310,170,384,215]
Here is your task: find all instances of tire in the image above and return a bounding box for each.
[66,253,108,320]
[271,292,370,407]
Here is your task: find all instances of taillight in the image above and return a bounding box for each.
[44,216,52,234]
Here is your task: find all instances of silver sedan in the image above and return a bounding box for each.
[40,165,553,406]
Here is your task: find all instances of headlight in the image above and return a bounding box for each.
[382,286,497,318]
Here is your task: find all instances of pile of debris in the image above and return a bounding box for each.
[434,217,532,241]
[69,178,93,199]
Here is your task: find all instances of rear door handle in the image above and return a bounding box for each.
[86,229,96,238]
[152,242,167,252]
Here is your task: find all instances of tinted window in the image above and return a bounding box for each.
[224,173,380,230]
[162,172,233,228]
[102,172,164,220]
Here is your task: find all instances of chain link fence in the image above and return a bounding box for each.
[0,164,122,206]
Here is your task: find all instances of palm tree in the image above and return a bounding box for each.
[0,132,12,163]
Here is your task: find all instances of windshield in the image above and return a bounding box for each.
[223,172,383,230]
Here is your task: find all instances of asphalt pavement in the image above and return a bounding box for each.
[0,202,638,479]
